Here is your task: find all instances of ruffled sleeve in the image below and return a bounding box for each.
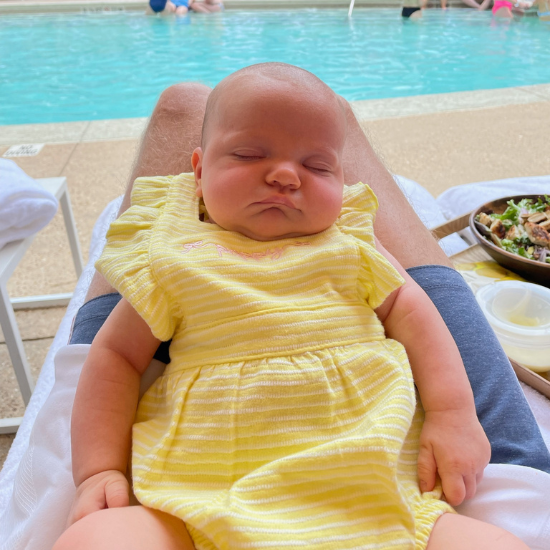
[337,182,405,310]
[95,175,183,341]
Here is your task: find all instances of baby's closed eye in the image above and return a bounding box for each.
[233,149,264,160]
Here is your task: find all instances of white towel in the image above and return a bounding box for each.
[0,159,58,250]
[394,175,470,256]
[436,175,550,221]
[456,464,550,550]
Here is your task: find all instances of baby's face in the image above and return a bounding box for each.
[192,80,346,242]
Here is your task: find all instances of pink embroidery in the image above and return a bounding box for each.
[182,241,206,254]
[182,241,310,260]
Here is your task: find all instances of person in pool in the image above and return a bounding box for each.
[401,0,491,17]
[491,0,535,17]
[53,63,532,550]
[401,0,424,19]
[537,0,550,21]
[458,0,492,8]
[148,0,223,16]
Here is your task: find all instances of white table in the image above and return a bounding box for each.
[0,177,84,434]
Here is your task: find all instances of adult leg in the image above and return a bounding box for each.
[53,507,195,550]
[81,83,550,472]
[341,99,452,269]
[460,0,483,7]
[189,1,209,12]
[85,82,211,301]
[206,0,224,8]
[191,1,222,12]
[340,98,550,472]
[494,5,514,16]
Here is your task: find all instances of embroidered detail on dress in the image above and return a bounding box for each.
[182,241,206,254]
[181,241,310,260]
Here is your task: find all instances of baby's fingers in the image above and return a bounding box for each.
[105,476,130,509]
[417,445,437,494]
[441,471,466,506]
[463,473,478,501]
[68,493,106,526]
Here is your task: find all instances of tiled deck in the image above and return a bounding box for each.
[1,85,550,468]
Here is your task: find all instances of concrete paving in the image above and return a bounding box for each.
[1,85,550,470]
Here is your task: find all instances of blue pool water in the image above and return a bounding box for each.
[1,8,549,125]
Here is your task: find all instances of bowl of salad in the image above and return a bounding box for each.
[469,194,550,288]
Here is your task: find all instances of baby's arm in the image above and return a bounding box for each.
[374,238,490,507]
[69,299,160,524]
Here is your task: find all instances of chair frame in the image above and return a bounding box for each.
[0,177,83,434]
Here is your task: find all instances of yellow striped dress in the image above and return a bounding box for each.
[96,173,453,550]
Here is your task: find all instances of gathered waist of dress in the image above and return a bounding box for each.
[166,303,386,372]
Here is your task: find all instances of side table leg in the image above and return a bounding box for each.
[0,283,34,405]
[59,190,84,277]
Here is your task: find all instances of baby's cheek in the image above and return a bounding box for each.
[322,193,344,224]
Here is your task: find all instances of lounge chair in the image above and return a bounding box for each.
[0,176,549,550]
[0,176,84,435]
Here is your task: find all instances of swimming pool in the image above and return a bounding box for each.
[1,8,549,125]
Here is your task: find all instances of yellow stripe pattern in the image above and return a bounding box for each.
[96,174,453,550]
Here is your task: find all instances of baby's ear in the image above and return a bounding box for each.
[191,148,203,197]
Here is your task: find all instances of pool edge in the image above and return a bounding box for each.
[2,84,550,146]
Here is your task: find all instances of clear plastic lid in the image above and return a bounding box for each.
[475,281,550,347]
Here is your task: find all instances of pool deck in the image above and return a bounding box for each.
[1,83,550,467]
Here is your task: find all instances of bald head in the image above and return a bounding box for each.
[191,62,348,240]
[201,63,345,148]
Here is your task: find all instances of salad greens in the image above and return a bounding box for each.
[475,196,550,265]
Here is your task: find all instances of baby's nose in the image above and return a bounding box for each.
[265,163,301,189]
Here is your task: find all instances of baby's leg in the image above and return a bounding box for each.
[427,514,529,550]
[53,506,195,550]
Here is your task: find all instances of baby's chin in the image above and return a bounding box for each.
[233,222,332,242]
[214,220,309,242]
[234,227,310,242]
[211,214,332,241]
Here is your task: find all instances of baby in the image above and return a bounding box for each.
[54,63,528,550]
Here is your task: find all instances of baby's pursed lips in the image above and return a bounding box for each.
[257,196,296,209]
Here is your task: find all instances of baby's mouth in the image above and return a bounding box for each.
[256,196,296,209]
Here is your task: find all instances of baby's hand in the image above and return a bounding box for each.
[67,470,130,526]
[417,409,490,507]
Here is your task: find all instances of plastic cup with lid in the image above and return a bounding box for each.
[475,281,550,372]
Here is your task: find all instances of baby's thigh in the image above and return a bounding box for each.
[53,506,195,550]
[427,513,529,550]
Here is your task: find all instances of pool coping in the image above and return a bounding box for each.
[2,84,550,146]
[0,0,470,13]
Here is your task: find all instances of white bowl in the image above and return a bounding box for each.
[475,281,550,372]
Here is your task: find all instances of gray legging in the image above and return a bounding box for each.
[408,265,550,473]
[69,264,550,473]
